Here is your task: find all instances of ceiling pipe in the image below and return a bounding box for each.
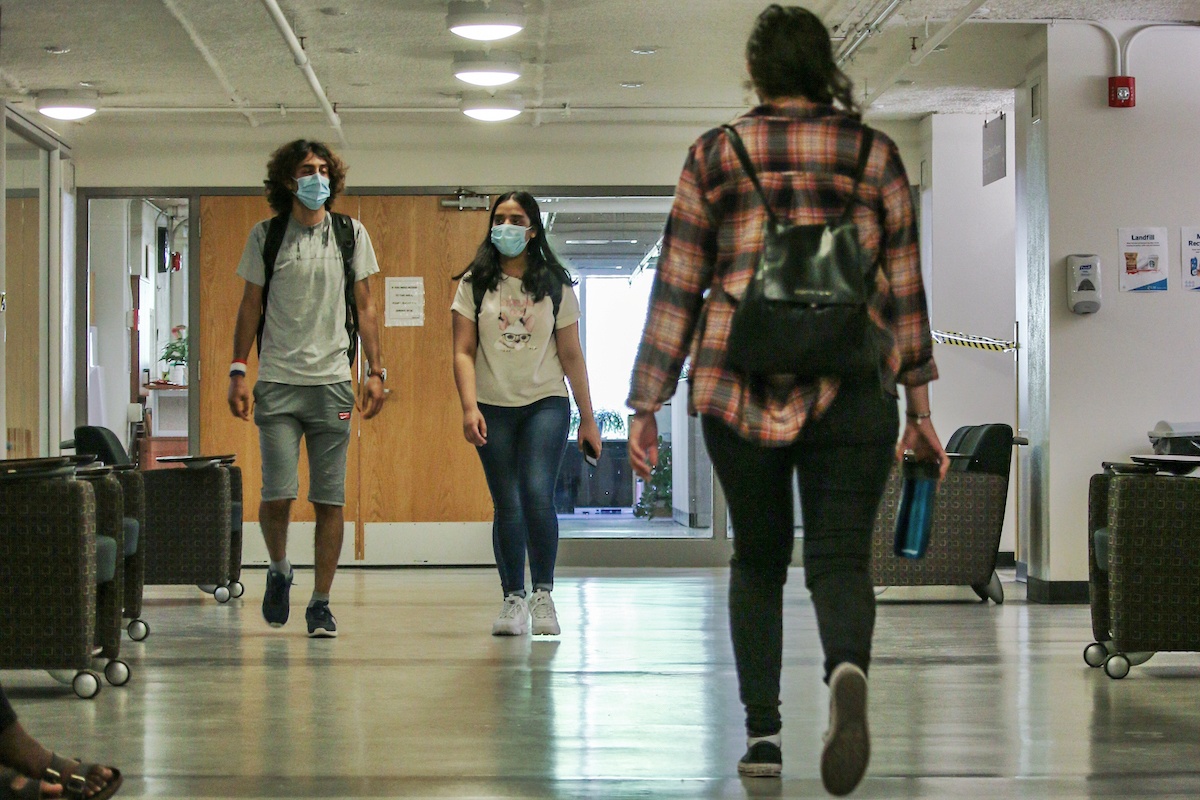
[94,103,751,115]
[837,0,907,66]
[531,0,552,128]
[1121,23,1200,75]
[862,0,989,109]
[160,0,258,128]
[259,0,347,145]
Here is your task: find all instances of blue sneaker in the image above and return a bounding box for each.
[306,601,338,638]
[262,569,292,628]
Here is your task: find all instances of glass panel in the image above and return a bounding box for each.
[87,197,189,463]
[4,131,48,459]
[539,195,714,539]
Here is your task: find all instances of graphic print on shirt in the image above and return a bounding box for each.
[495,293,538,352]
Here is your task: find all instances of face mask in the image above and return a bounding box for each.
[491,223,531,257]
[294,173,331,211]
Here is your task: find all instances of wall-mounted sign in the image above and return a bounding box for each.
[1118,227,1168,292]
[1183,227,1200,291]
[982,114,1006,186]
[385,276,425,327]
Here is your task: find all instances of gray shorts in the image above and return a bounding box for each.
[253,381,355,506]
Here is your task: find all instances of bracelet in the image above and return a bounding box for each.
[229,360,247,377]
[906,410,931,421]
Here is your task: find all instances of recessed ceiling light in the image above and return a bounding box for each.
[461,91,524,121]
[78,81,96,88]
[620,81,644,89]
[43,45,71,55]
[631,46,658,55]
[453,52,522,87]
[447,1,526,42]
[36,89,98,120]
[335,46,360,55]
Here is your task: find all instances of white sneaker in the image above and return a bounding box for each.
[529,590,561,635]
[491,594,529,636]
[821,663,870,796]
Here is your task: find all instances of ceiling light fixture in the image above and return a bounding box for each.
[631,46,658,55]
[453,52,522,87]
[35,89,98,121]
[447,1,526,42]
[461,92,524,121]
[619,81,644,89]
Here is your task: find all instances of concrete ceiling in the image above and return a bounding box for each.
[1,0,1197,133]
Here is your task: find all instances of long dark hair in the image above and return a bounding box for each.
[746,4,860,118]
[263,139,348,215]
[454,191,574,302]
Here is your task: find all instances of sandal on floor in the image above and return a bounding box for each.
[43,753,122,800]
[1,767,47,800]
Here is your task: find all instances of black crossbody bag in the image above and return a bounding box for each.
[720,124,877,380]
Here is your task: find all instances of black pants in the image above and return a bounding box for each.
[0,681,16,733]
[703,382,898,737]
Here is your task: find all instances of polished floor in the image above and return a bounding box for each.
[4,568,1200,799]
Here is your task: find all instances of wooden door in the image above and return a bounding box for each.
[5,197,41,458]
[355,196,492,527]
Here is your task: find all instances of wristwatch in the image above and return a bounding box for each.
[367,367,387,382]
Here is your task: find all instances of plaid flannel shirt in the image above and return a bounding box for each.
[627,98,937,445]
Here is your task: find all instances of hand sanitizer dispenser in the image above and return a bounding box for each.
[1067,254,1101,314]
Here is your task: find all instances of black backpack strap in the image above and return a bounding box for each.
[330,212,359,365]
[550,280,563,321]
[257,214,290,356]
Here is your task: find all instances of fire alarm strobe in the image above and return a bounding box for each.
[1109,76,1136,108]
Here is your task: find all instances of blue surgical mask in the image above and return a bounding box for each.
[491,223,531,257]
[294,173,331,211]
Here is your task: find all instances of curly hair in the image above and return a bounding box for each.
[746,4,860,118]
[453,191,575,302]
[263,139,348,215]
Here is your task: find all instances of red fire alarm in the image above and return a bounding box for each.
[1109,76,1135,108]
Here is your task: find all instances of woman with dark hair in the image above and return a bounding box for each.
[451,191,600,636]
[1,681,122,798]
[628,5,947,792]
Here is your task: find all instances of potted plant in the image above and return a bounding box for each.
[633,436,672,519]
[569,408,628,439]
[160,325,188,384]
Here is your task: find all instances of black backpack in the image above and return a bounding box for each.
[471,277,563,324]
[257,212,359,364]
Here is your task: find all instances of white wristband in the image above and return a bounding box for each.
[229,361,247,376]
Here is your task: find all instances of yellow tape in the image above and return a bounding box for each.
[932,330,1018,352]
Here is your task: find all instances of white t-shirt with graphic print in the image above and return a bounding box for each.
[451,274,581,407]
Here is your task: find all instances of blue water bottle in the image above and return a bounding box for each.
[893,455,940,559]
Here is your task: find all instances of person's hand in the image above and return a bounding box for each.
[628,411,659,481]
[896,416,950,480]
[462,406,487,446]
[578,418,602,460]
[360,375,386,420]
[228,376,251,420]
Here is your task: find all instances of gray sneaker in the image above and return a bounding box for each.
[821,663,870,796]
[491,595,529,636]
[262,569,292,628]
[529,590,561,635]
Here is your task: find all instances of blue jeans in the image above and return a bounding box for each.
[476,396,570,596]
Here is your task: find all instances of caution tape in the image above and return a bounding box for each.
[932,330,1018,352]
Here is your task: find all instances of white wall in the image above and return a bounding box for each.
[1039,23,1200,582]
[87,199,133,448]
[926,113,1018,552]
[69,118,924,191]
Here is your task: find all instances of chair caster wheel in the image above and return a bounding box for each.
[73,671,101,699]
[1104,654,1131,679]
[214,585,231,603]
[1083,642,1109,668]
[104,660,131,687]
[230,581,245,599]
[127,619,150,641]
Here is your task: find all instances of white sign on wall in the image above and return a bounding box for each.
[385,277,425,327]
[1118,227,1169,292]
[1183,227,1200,291]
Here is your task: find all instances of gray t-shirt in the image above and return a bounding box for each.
[451,274,581,407]
[237,214,379,385]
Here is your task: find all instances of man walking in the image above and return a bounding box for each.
[228,139,386,638]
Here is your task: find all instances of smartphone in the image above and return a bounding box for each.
[583,441,599,468]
